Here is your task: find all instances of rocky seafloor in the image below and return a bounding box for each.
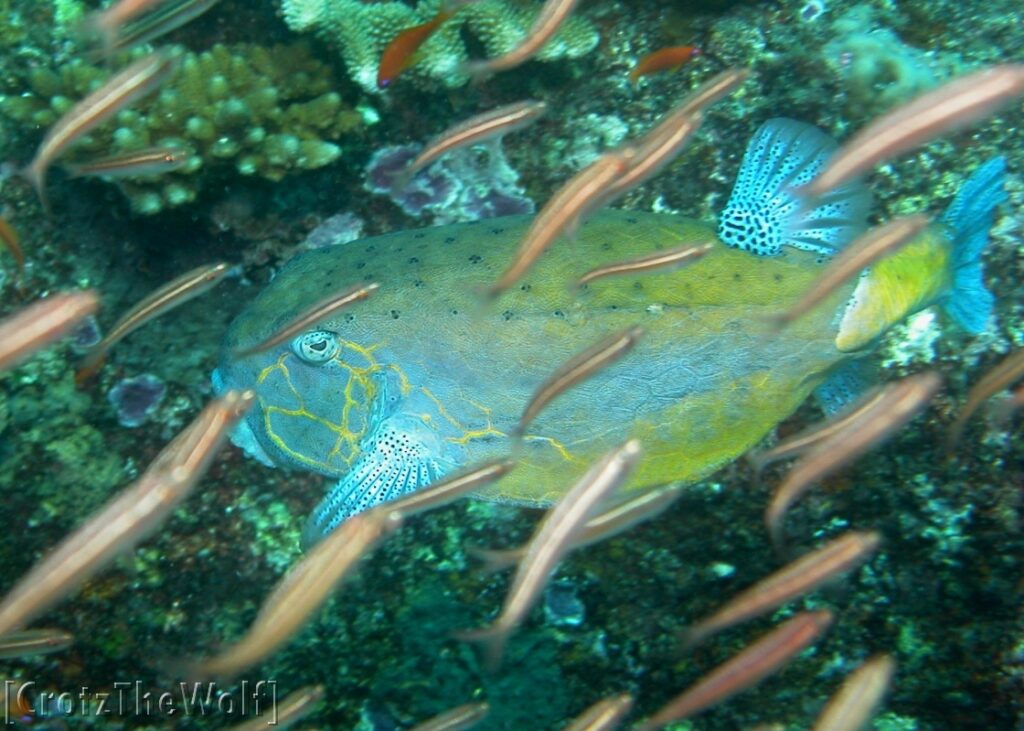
[0,0,1021,729]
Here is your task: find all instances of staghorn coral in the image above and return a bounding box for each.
[0,43,363,214]
[280,0,600,94]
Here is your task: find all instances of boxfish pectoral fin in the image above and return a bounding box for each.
[301,415,449,549]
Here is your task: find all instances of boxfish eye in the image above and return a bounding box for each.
[291,330,339,364]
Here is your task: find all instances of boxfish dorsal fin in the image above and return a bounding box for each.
[940,156,1007,333]
[301,415,447,548]
[717,118,872,257]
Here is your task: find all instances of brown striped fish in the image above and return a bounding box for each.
[410,701,490,731]
[599,111,703,207]
[473,482,685,573]
[768,215,930,329]
[681,531,881,647]
[227,684,324,731]
[811,654,895,731]
[747,387,886,480]
[234,282,378,358]
[23,50,178,211]
[517,325,644,435]
[94,0,222,58]
[487,148,633,296]
[766,372,941,550]
[0,290,99,372]
[0,390,253,637]
[458,439,642,669]
[395,101,547,191]
[634,610,834,730]
[804,65,1024,199]
[0,629,74,659]
[195,509,401,679]
[463,0,581,78]
[562,693,633,731]
[577,242,712,287]
[77,261,229,384]
[945,347,1024,452]
[991,382,1024,427]
[0,215,24,281]
[65,145,190,179]
[381,459,515,522]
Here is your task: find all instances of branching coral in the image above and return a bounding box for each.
[0,43,363,214]
[280,0,600,93]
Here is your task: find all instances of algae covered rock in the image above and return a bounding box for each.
[280,0,600,93]
[0,43,363,214]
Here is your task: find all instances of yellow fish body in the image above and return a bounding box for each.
[215,120,1006,544]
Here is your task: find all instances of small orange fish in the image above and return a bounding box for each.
[378,1,475,88]
[629,46,701,85]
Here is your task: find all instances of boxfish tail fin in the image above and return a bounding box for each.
[717,118,872,257]
[940,156,1008,333]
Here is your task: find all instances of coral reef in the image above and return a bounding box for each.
[107,372,166,428]
[365,141,534,223]
[280,0,600,93]
[0,43,363,214]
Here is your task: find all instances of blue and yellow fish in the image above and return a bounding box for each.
[214,119,1006,546]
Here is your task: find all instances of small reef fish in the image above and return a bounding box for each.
[93,0,222,58]
[378,0,477,88]
[194,508,401,679]
[747,386,887,480]
[472,481,686,573]
[214,119,1006,545]
[946,346,1024,452]
[576,242,712,287]
[64,145,190,179]
[0,215,24,281]
[804,64,1024,199]
[463,0,581,79]
[766,372,942,550]
[517,325,644,436]
[458,439,642,669]
[629,46,702,85]
[409,701,490,731]
[488,148,632,296]
[395,100,547,190]
[83,0,171,45]
[77,261,229,384]
[0,390,252,637]
[372,458,513,521]
[811,654,895,731]
[635,610,834,730]
[23,50,178,211]
[768,215,930,330]
[681,530,881,647]
[600,111,703,207]
[227,684,324,731]
[561,693,633,731]
[0,291,99,372]
[0,629,74,659]
[234,282,379,358]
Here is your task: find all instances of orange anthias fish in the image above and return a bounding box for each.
[377,1,475,88]
[629,46,701,84]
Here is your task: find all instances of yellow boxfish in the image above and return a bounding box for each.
[214,119,1006,546]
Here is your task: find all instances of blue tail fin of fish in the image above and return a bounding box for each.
[718,118,872,257]
[940,156,1007,333]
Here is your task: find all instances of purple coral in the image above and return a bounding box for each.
[364,142,533,223]
[108,373,166,428]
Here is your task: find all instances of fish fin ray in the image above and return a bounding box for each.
[717,119,871,257]
[301,416,444,548]
[940,156,1007,333]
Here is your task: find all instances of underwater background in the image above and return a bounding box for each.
[0,0,1021,729]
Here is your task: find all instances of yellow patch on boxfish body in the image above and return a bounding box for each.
[836,229,953,352]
